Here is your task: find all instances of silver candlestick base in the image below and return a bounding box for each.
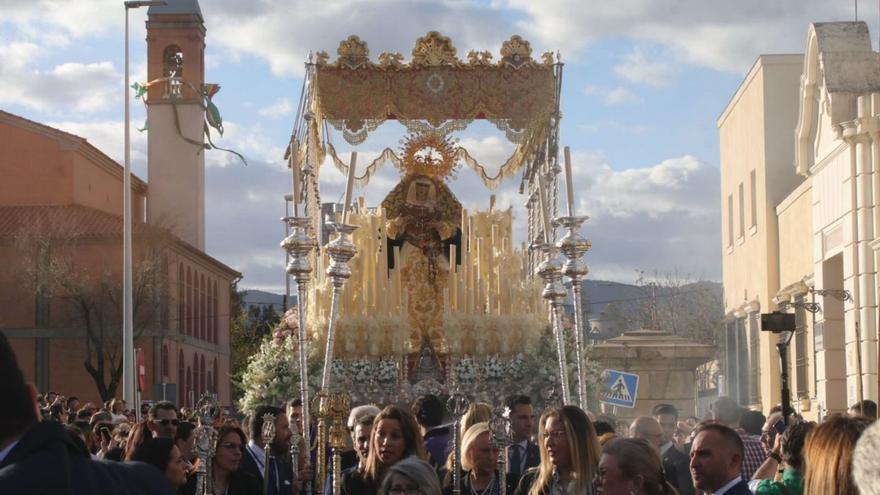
[555,215,591,411]
[532,241,571,406]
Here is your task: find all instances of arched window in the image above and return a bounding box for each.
[163,45,184,97]
[185,366,192,408]
[177,264,184,332]
[163,45,184,77]
[199,355,206,398]
[186,267,192,336]
[207,280,213,343]
[200,274,206,341]
[161,344,169,379]
[194,272,201,340]
[213,280,219,343]
[193,352,200,399]
[177,350,185,405]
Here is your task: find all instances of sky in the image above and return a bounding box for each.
[2,0,879,293]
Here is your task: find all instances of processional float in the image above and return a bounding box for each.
[278,31,592,493]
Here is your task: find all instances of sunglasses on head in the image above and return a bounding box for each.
[154,419,180,427]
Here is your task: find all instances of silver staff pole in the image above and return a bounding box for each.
[447,390,470,495]
[261,413,277,495]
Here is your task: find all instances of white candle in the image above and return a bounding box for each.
[289,140,300,216]
[537,173,553,243]
[564,146,575,216]
[342,152,357,224]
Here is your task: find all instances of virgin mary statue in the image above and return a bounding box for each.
[381,154,462,350]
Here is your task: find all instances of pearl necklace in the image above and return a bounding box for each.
[470,473,496,495]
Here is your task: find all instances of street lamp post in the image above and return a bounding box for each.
[123,0,165,415]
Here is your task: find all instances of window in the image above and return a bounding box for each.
[200,274,206,341]
[163,45,183,97]
[177,350,185,405]
[199,355,206,399]
[748,313,760,405]
[177,264,184,332]
[738,182,745,238]
[186,367,192,408]
[212,280,218,344]
[727,194,734,247]
[161,344,169,379]
[794,295,809,398]
[186,268,192,336]
[750,170,757,229]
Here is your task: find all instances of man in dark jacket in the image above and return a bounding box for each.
[652,404,694,495]
[241,405,295,495]
[0,332,173,495]
[690,424,752,495]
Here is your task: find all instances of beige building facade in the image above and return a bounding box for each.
[721,22,880,419]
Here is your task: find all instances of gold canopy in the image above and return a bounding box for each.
[299,31,561,189]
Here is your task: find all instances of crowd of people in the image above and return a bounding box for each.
[3,329,880,495]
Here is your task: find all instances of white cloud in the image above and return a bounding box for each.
[583,85,641,105]
[604,87,640,105]
[0,56,120,114]
[504,0,864,73]
[614,47,673,87]
[258,98,293,118]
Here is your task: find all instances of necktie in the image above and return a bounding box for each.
[510,444,523,476]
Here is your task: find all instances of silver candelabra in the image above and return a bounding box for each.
[534,242,571,406]
[280,216,315,494]
[320,222,359,389]
[555,215,591,411]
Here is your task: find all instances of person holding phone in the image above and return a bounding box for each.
[748,420,815,495]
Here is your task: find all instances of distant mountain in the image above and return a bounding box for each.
[240,289,293,312]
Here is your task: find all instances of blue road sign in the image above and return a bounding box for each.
[601,369,639,408]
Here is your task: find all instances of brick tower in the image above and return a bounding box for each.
[145,0,206,249]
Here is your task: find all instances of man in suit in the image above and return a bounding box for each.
[652,404,694,495]
[631,416,694,495]
[412,394,450,471]
[0,331,173,495]
[505,395,539,484]
[689,423,751,495]
[241,405,295,495]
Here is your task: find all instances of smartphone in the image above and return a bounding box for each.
[773,419,785,434]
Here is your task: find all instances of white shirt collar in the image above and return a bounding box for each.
[712,476,743,495]
[0,439,19,465]
[247,440,266,476]
[660,441,673,455]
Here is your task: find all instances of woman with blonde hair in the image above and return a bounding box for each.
[442,422,516,494]
[803,414,871,495]
[594,438,677,495]
[515,406,601,495]
[338,405,428,495]
[460,402,493,433]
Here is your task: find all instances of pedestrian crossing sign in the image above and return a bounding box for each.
[601,370,639,408]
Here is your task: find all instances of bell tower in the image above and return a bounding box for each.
[145,0,206,249]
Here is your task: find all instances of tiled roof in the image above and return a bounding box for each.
[0,205,160,239]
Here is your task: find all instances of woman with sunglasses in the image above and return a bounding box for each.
[338,405,428,495]
[515,406,601,495]
[181,424,261,495]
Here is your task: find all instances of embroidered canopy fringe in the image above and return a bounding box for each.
[324,132,539,190]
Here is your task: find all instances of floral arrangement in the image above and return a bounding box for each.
[239,317,604,412]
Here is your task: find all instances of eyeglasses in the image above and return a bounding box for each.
[388,486,423,495]
[154,419,180,427]
[542,430,567,440]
